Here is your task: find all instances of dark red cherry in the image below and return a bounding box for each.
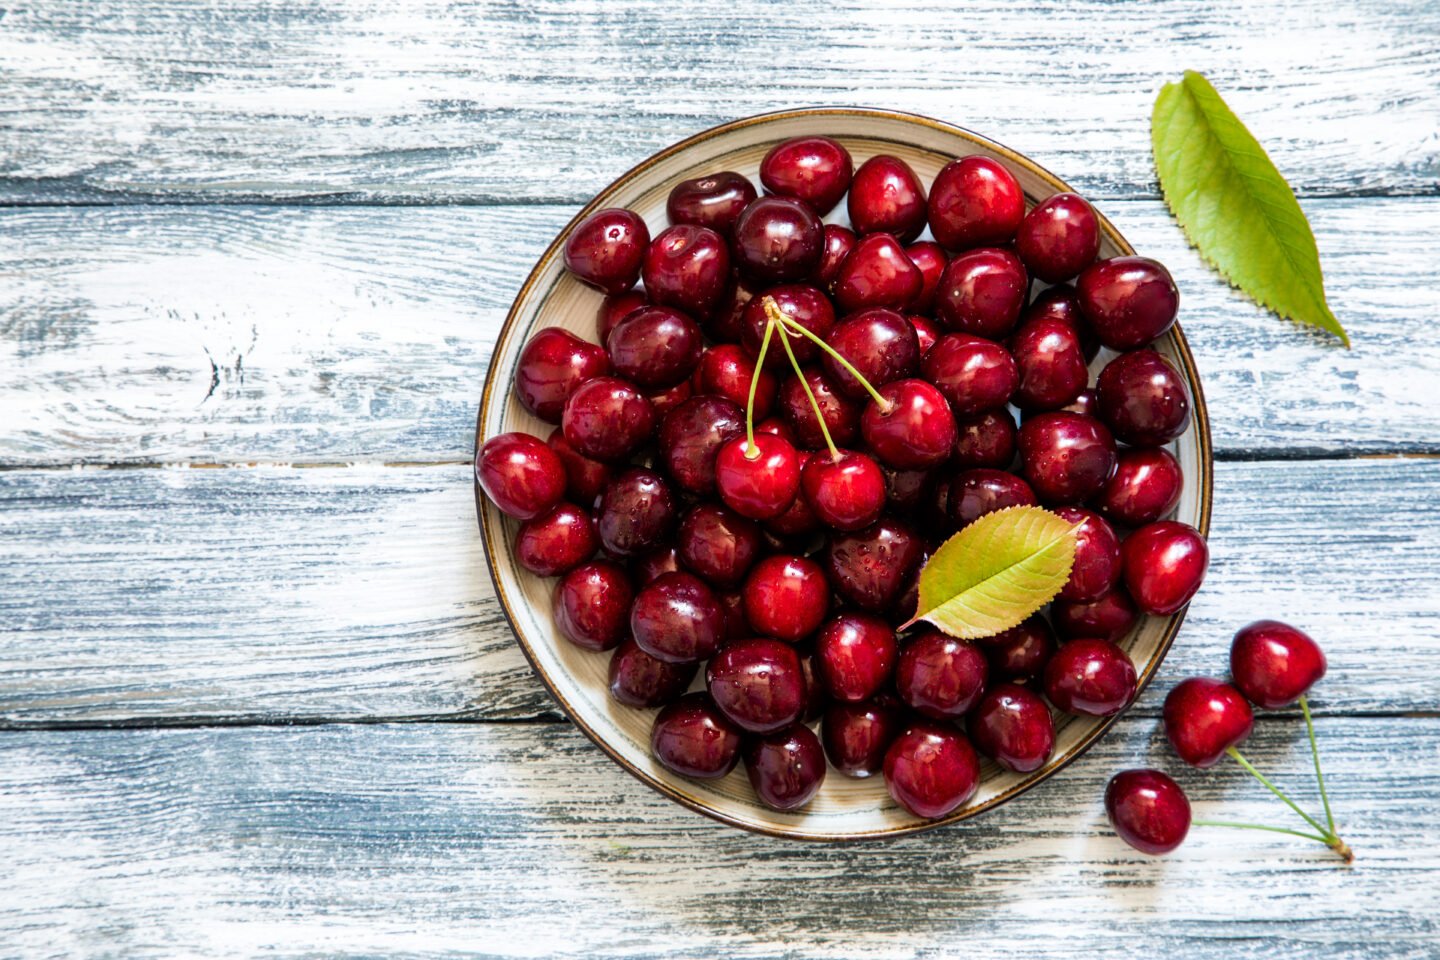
[908,314,941,357]
[759,136,853,216]
[1022,284,1099,362]
[1230,620,1327,708]
[1051,588,1139,643]
[928,156,1025,250]
[1163,677,1253,767]
[608,636,698,708]
[742,554,830,642]
[741,284,835,369]
[814,612,898,703]
[764,451,823,540]
[597,290,648,343]
[1053,506,1122,603]
[651,693,743,778]
[801,449,886,532]
[515,502,597,576]
[658,395,744,496]
[677,502,763,589]
[980,613,1056,682]
[833,233,924,314]
[1122,520,1208,615]
[515,327,612,423]
[1044,638,1137,716]
[553,560,633,651]
[896,629,988,719]
[823,698,905,778]
[692,344,778,418]
[633,544,682,585]
[716,588,748,642]
[1097,349,1191,447]
[706,637,807,733]
[643,379,693,418]
[826,518,924,612]
[922,333,1018,416]
[780,367,862,448]
[1077,256,1180,350]
[563,208,649,293]
[631,571,725,664]
[595,467,676,557]
[1096,447,1184,527]
[881,465,934,517]
[1016,192,1101,283]
[935,247,1029,340]
[745,723,826,811]
[1028,386,1099,420]
[817,224,857,290]
[953,409,1018,469]
[476,431,567,521]
[546,427,612,508]
[848,155,928,242]
[731,196,824,283]
[606,305,703,389]
[905,241,948,314]
[641,224,731,319]
[822,308,920,399]
[883,722,981,818]
[715,434,801,520]
[666,171,757,237]
[705,275,755,344]
[1017,412,1117,504]
[861,379,957,470]
[969,682,1055,773]
[561,376,656,462]
[755,414,796,444]
[948,468,1037,527]
[1009,317,1089,412]
[1106,769,1191,855]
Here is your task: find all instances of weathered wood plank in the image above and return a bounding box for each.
[2,0,1437,203]
[3,198,1438,465]
[0,718,1433,958]
[1,457,1435,724]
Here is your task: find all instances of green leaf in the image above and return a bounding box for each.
[1152,70,1349,346]
[908,506,1078,640]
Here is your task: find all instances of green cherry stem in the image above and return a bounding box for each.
[744,310,779,458]
[1300,694,1337,837]
[1226,746,1332,839]
[1191,819,1331,844]
[765,298,839,459]
[764,306,894,413]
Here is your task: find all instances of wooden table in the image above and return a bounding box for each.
[3,2,1438,956]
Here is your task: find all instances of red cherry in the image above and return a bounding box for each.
[715,434,801,520]
[979,613,1056,682]
[1077,256,1180,350]
[705,275,755,344]
[706,637,807,733]
[563,208,649,293]
[597,290,647,343]
[847,155,928,242]
[779,367,861,448]
[1230,620,1327,708]
[561,376,656,463]
[1017,412,1117,505]
[1096,348,1192,447]
[759,136,853,216]
[641,224,731,319]
[922,332,1019,416]
[595,467,676,557]
[553,560,633,651]
[934,247,1029,340]
[515,502,598,576]
[814,612,898,702]
[948,468,1037,528]
[905,241,948,314]
[632,545,682,585]
[691,344,778,418]
[801,449,887,532]
[476,431,568,521]
[968,682,1055,773]
[861,379,958,470]
[606,305,704,389]
[896,629,989,719]
[666,171,757,237]
[657,395,744,497]
[822,308,920,399]
[740,284,835,369]
[928,156,1025,250]
[826,518,924,612]
[1122,520,1209,615]
[816,224,857,289]
[1016,192,1101,283]
[745,723,827,811]
[1106,769,1191,855]
[676,502,763,589]
[642,379,693,419]
[1096,447,1184,527]
[731,196,824,283]
[883,722,981,818]
[1051,588,1139,643]
[764,451,823,540]
[823,698,905,778]
[631,570,725,664]
[1022,284,1099,362]
[880,465,935,518]
[908,314,941,357]
[833,233,924,314]
[651,693,743,778]
[1053,506,1122,603]
[1009,317,1089,412]
[1044,638,1137,716]
[515,327,611,423]
[607,636,698,708]
[953,409,1018,470]
[1163,677,1254,767]
[742,554,830,642]
[546,427,612,509]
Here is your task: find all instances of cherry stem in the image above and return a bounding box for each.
[744,312,779,458]
[1191,819,1331,844]
[1226,746,1332,839]
[767,301,839,459]
[762,300,894,413]
[1300,694,1337,837]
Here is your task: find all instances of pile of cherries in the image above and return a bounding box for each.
[478,135,1208,819]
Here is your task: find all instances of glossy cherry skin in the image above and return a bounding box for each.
[741,284,835,369]
[742,554,830,642]
[822,308,920,399]
[515,327,612,423]
[1106,769,1191,855]
[1077,256,1180,350]
[848,155,928,242]
[1016,192,1101,283]
[546,427,612,508]
[1096,447,1184,527]
[608,637,698,708]
[1009,317,1089,412]
[692,344,778,419]
[476,432,568,521]
[833,233,924,314]
[657,395,744,497]
[928,156,1025,250]
[1044,638,1137,716]
[968,683,1055,773]
[759,136,853,216]
[935,248,1030,340]
[948,468,1037,527]
[980,613,1056,682]
[745,723,826,811]
[908,314,941,357]
[801,449,887,532]
[1163,677,1254,767]
[731,196,824,284]
[779,367,862,448]
[677,502,763,589]
[814,612,898,702]
[595,467,676,558]
[705,275,755,344]
[641,224,731,319]
[1097,349,1191,447]
[817,224,857,289]
[923,333,1018,416]
[883,722,981,818]
[666,171,757,237]
[1022,283,1099,362]
[823,698,905,777]
[706,637,807,734]
[715,434,801,521]
[631,571,725,664]
[826,518,924,612]
[597,290,648,343]
[1122,520,1209,615]
[553,560,633,651]
[1230,620,1327,708]
[1053,506,1122,603]
[905,241,948,314]
[651,693,743,778]
[606,305,704,389]
[1051,588,1139,643]
[763,451,823,540]
[861,379,958,470]
[563,208,649,293]
[895,629,989,719]
[633,545,682,585]
[953,409,1018,469]
[561,376,656,463]
[1017,412,1117,504]
[515,502,597,577]
[643,379,693,419]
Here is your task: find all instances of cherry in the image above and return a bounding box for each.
[1053,506,1122,603]
[741,284,835,368]
[1230,620,1327,708]
[968,682,1055,773]
[716,588,748,641]
[1096,447,1184,527]
[677,502,763,589]
[742,554,830,642]
[826,518,924,612]
[883,722,981,818]
[1009,317,1089,412]
[715,433,801,520]
[633,545,682,585]
[706,637,807,733]
[1051,587,1139,643]
[1122,520,1209,615]
[833,233,924,314]
[953,409,1018,469]
[745,723,827,811]
[515,327,612,423]
[948,468,1037,527]
[934,247,1029,340]
[905,241,948,314]
[823,697,905,778]
[817,224,857,289]
[980,613,1057,682]
[922,333,1018,416]
[1015,192,1101,283]
[759,136,853,216]
[477,431,568,521]
[1029,386,1099,420]
[595,467,676,557]
[547,427,612,508]
[1077,256,1180,350]
[908,314,941,357]
[881,465,934,517]
[847,155,928,241]
[631,570,725,664]
[561,376,656,462]
[895,629,988,718]
[861,379,957,470]
[651,693,743,779]
[608,636,699,708]
[755,414,796,444]
[764,451,823,539]
[779,367,861,448]
[666,171,757,237]
[641,224,731,318]
[597,290,648,344]
[1017,412,1117,504]
[1044,638,1137,716]
[800,449,887,532]
[1163,677,1254,767]
[515,502,597,577]
[705,275,755,344]
[731,196,824,283]
[643,379,693,418]
[1021,283,1099,362]
[692,344,778,418]
[553,560,633,651]
[1105,769,1191,855]
[928,156,1025,250]
[563,208,650,293]
[605,305,704,389]
[814,612,898,702]
[822,309,920,398]
[658,395,744,496]
[1096,348,1191,447]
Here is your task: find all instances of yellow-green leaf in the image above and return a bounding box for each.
[1152,70,1349,346]
[908,506,1078,640]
